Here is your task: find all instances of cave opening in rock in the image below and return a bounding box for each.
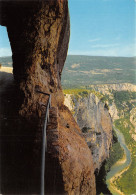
[0,25,13,68]
[0,26,12,57]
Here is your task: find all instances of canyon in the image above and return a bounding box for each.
[64,83,136,194]
[0,0,135,194]
[64,92,113,171]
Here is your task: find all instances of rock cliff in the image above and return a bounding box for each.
[64,93,113,170]
[0,1,96,194]
[108,102,119,121]
[130,107,136,141]
[89,83,136,95]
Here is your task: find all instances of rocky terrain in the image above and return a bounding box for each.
[64,85,136,194]
[89,83,136,94]
[64,93,113,170]
[1,1,135,194]
[0,1,96,194]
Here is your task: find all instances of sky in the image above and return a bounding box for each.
[0,0,135,57]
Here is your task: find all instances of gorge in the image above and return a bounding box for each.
[106,127,131,195]
[64,84,136,194]
[0,0,136,194]
[1,57,136,194]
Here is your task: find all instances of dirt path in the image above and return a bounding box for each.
[0,67,13,89]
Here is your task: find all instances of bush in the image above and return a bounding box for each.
[82,127,89,133]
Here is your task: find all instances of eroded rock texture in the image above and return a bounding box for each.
[0,1,96,194]
[64,93,113,170]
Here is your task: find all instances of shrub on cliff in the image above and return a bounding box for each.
[82,126,90,133]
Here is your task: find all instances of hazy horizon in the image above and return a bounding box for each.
[0,0,136,57]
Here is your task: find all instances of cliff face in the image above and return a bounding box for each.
[130,107,136,141]
[0,1,96,194]
[64,93,113,170]
[108,103,119,121]
[89,83,136,95]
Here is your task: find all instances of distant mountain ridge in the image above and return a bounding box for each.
[0,55,136,86]
[0,56,12,67]
[62,55,136,87]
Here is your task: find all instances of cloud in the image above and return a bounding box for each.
[71,63,80,69]
[0,48,12,57]
[89,38,101,43]
[68,44,136,57]
[91,43,120,48]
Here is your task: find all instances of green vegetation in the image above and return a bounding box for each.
[1,55,136,86]
[110,90,136,194]
[97,89,136,194]
[113,90,136,114]
[100,94,113,105]
[105,129,124,173]
[62,55,136,88]
[63,87,136,194]
[82,127,92,133]
[114,118,136,194]
[63,88,103,99]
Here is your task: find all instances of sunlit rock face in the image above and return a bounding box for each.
[0,1,96,194]
[130,107,136,141]
[64,93,113,170]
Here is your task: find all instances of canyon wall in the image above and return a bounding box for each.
[64,93,113,170]
[89,83,136,95]
[130,107,136,141]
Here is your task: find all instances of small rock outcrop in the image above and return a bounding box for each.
[130,107,136,141]
[64,93,113,170]
[108,102,119,121]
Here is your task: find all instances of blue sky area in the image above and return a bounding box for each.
[0,0,135,57]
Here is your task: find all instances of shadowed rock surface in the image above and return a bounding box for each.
[0,1,96,194]
[64,93,113,171]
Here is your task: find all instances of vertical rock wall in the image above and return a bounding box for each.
[64,93,113,170]
[0,1,96,194]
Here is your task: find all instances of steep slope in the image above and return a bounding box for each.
[64,92,113,170]
[0,1,96,194]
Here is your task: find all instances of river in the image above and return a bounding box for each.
[106,127,131,195]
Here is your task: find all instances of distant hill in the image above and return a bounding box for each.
[0,56,12,67]
[0,55,136,87]
[61,55,136,88]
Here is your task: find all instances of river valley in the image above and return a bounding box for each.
[106,127,131,195]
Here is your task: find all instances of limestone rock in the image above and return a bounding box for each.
[130,107,136,141]
[0,1,96,194]
[64,93,113,170]
[130,107,136,131]
[108,102,119,121]
[89,83,136,94]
